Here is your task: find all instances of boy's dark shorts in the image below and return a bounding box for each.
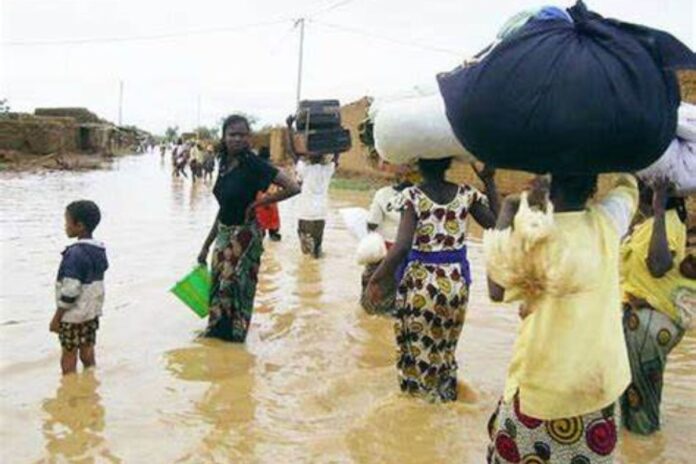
[59,318,99,352]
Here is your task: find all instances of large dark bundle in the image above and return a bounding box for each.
[437,1,695,174]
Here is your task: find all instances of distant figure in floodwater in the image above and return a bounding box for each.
[202,144,216,182]
[255,146,282,241]
[286,114,338,258]
[197,115,300,342]
[620,178,695,435]
[159,142,166,160]
[367,158,499,402]
[172,138,183,173]
[174,141,190,178]
[189,142,204,181]
[50,200,109,375]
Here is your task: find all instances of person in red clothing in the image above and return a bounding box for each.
[255,147,282,241]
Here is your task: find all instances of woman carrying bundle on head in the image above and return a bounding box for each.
[484,173,639,463]
[620,178,695,436]
[366,158,498,402]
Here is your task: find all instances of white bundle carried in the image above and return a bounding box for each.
[637,103,696,195]
[356,232,387,265]
[637,139,696,195]
[370,92,476,165]
[677,102,696,142]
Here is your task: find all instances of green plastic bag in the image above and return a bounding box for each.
[170,265,211,318]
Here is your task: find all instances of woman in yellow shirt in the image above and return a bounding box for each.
[620,179,695,435]
[486,174,638,464]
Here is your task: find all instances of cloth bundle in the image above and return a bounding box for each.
[438,1,695,174]
[638,103,696,195]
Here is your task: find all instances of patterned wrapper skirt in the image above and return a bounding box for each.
[204,222,264,342]
[394,261,469,403]
[487,395,619,464]
[621,304,685,435]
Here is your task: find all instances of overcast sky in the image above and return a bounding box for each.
[2,0,694,134]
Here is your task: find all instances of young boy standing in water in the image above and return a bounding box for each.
[50,200,109,375]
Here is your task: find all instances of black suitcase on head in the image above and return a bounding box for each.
[296,100,341,130]
[305,128,352,155]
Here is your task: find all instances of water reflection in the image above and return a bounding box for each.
[40,371,120,463]
[165,340,258,462]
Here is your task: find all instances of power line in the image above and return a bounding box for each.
[1,19,292,47]
[308,0,361,18]
[310,19,462,56]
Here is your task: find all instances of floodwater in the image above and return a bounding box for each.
[0,154,694,463]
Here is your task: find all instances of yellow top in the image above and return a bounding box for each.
[503,175,638,420]
[621,210,696,328]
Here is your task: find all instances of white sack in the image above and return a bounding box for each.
[370,93,477,165]
[677,103,696,142]
[339,207,369,241]
[356,232,387,265]
[637,138,696,195]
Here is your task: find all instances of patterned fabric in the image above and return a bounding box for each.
[394,185,484,402]
[204,223,264,342]
[487,395,618,464]
[59,318,99,352]
[298,219,326,257]
[621,304,685,435]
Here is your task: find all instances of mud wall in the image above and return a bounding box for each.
[0,116,78,155]
[34,107,103,124]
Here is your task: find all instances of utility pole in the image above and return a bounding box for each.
[196,94,201,128]
[118,80,124,126]
[295,18,305,107]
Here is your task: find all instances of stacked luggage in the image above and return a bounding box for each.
[292,100,352,155]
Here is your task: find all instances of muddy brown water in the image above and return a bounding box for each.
[0,155,694,463]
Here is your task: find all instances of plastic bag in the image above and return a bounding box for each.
[356,232,387,265]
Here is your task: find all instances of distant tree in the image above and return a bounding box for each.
[164,126,179,141]
[194,126,220,141]
[0,98,10,114]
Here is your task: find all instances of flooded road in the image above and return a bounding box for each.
[1,155,694,463]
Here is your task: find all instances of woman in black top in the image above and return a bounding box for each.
[198,115,300,342]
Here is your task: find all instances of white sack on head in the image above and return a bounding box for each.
[678,103,696,142]
[356,232,387,265]
[371,93,477,165]
[637,138,696,195]
[339,207,369,241]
